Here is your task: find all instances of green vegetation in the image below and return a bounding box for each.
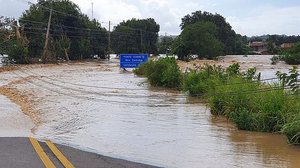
[174,11,247,60]
[157,36,174,55]
[134,59,300,145]
[282,43,300,65]
[173,21,224,60]
[182,64,225,96]
[271,43,300,65]
[112,18,159,54]
[1,1,159,63]
[20,0,108,61]
[133,57,181,88]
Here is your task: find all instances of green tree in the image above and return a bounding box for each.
[180,11,246,55]
[157,36,174,55]
[55,35,71,61]
[79,38,91,59]
[172,21,224,60]
[20,0,108,61]
[111,18,159,54]
[282,43,300,65]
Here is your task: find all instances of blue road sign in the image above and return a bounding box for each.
[120,54,149,68]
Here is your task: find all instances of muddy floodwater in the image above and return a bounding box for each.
[0,55,300,167]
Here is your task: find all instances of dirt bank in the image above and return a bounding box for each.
[0,85,40,126]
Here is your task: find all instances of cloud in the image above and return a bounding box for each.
[72,0,141,24]
[228,6,300,36]
[0,0,30,17]
[1,0,300,36]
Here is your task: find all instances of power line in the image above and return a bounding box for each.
[17,0,109,24]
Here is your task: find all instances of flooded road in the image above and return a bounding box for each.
[0,56,300,167]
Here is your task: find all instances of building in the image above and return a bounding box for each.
[249,41,268,54]
[280,43,295,50]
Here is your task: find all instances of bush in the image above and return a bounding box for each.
[7,39,29,64]
[134,57,182,88]
[183,64,225,96]
[136,58,300,145]
[282,43,300,65]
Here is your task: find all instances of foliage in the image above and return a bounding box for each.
[208,67,300,143]
[266,34,300,46]
[111,18,159,54]
[276,66,299,91]
[157,36,174,54]
[135,57,300,144]
[54,35,71,61]
[20,0,108,61]
[0,17,30,64]
[266,41,279,54]
[180,11,247,55]
[7,39,29,64]
[172,21,224,60]
[133,57,181,88]
[281,43,300,65]
[270,55,281,65]
[183,64,225,96]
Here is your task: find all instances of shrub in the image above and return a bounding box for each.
[7,39,29,64]
[281,43,300,65]
[182,64,225,96]
[134,57,182,88]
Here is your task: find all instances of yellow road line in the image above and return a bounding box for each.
[46,140,75,168]
[29,137,56,168]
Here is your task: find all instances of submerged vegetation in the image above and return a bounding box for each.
[133,57,181,88]
[134,57,300,145]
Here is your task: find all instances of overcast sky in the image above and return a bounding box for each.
[1,0,300,36]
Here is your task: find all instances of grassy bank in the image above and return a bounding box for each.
[134,57,300,145]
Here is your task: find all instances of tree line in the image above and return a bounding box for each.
[0,0,160,64]
[1,0,300,64]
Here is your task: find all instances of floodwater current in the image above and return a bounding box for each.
[0,56,300,168]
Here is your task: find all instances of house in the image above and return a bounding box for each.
[249,41,268,54]
[280,43,295,50]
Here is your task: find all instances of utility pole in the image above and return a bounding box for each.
[42,8,53,63]
[140,30,143,52]
[12,21,21,40]
[108,20,111,59]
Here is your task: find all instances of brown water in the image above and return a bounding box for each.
[1,56,300,168]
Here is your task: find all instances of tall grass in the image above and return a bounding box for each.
[134,59,300,145]
[183,64,225,96]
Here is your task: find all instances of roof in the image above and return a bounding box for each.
[249,41,267,47]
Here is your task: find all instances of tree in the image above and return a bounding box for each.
[282,43,300,65]
[20,0,108,62]
[180,11,246,55]
[157,36,174,54]
[172,21,224,60]
[79,38,91,59]
[0,16,29,63]
[111,18,159,54]
[55,35,71,61]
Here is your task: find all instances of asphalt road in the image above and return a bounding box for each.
[0,137,160,168]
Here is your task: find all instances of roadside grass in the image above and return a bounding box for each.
[134,58,300,145]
